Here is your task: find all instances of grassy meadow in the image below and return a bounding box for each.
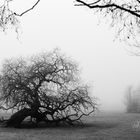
[0,112,140,140]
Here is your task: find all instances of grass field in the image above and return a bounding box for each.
[0,112,140,140]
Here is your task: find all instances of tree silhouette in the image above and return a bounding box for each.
[76,0,140,51]
[0,49,97,127]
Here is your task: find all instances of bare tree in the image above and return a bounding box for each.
[76,0,140,52]
[0,0,40,32]
[0,49,97,127]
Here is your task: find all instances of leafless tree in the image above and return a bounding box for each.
[76,0,140,53]
[0,49,97,127]
[0,0,40,32]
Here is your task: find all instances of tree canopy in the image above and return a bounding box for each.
[76,0,140,52]
[0,49,97,127]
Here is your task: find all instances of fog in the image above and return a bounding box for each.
[0,0,140,112]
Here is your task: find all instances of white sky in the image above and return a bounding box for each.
[1,0,140,112]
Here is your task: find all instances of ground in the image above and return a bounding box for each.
[0,112,140,140]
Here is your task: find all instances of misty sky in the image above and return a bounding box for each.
[1,0,140,112]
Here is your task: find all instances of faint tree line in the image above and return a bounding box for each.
[124,85,140,113]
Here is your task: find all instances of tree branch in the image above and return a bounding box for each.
[76,0,140,18]
[14,0,40,17]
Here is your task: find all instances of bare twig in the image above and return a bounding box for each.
[14,0,40,17]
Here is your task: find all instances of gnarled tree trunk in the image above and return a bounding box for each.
[6,108,39,127]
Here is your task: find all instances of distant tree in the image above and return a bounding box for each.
[76,0,140,52]
[0,0,40,32]
[124,86,140,113]
[0,49,97,127]
[124,86,133,112]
